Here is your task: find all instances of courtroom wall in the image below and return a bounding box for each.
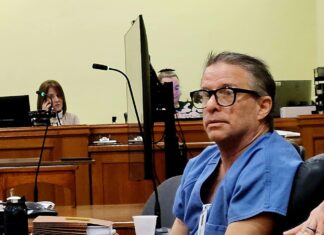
[0,0,317,124]
[316,0,324,66]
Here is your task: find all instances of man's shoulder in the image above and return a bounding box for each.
[253,131,293,149]
[246,131,301,163]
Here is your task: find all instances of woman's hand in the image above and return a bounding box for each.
[42,100,51,111]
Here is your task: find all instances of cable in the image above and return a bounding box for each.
[175,116,194,159]
[33,123,50,202]
[56,112,62,126]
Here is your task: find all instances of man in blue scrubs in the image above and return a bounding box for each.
[170,51,302,235]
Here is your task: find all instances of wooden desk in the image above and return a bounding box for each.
[297,114,324,159]
[54,204,144,235]
[88,141,214,205]
[1,118,323,206]
[0,125,91,205]
[89,144,165,205]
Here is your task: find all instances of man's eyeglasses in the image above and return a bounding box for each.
[190,87,260,109]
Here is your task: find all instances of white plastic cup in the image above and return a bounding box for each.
[132,215,157,235]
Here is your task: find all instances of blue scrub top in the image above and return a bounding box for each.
[173,131,302,235]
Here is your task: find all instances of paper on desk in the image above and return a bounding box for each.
[33,216,113,235]
[275,130,300,137]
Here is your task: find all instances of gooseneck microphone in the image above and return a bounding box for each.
[33,124,49,202]
[92,63,108,70]
[92,63,162,229]
[33,91,52,202]
[92,63,143,137]
[36,91,47,97]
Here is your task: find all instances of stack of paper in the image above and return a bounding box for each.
[33,216,113,235]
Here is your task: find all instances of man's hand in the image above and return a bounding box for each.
[284,201,324,235]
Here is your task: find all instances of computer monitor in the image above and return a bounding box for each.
[274,80,312,117]
[124,15,185,179]
[0,95,32,127]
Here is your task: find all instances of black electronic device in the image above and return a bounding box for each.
[4,196,28,235]
[273,80,312,117]
[124,15,186,181]
[26,201,57,218]
[314,67,324,114]
[0,95,32,128]
[124,15,187,228]
[30,91,56,126]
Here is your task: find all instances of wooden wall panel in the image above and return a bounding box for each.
[90,145,165,205]
[1,116,323,206]
[0,125,91,205]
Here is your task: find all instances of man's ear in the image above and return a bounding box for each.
[257,96,272,121]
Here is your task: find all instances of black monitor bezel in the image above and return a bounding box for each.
[125,15,185,180]
[0,95,31,128]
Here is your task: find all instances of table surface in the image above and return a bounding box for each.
[54,204,144,227]
[29,203,144,234]
[0,157,94,168]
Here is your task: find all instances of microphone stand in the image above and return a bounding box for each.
[107,67,143,137]
[33,97,53,202]
[92,64,162,228]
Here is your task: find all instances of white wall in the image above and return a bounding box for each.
[316,0,324,65]
[0,0,317,124]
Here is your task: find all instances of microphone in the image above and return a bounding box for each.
[92,63,108,70]
[34,91,52,202]
[92,63,143,138]
[92,63,162,228]
[36,91,47,97]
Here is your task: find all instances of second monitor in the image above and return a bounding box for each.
[274,80,313,117]
[0,95,31,128]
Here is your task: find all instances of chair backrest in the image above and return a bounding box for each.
[290,142,305,160]
[281,153,324,231]
[142,175,182,228]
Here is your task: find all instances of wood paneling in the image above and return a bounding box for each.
[0,165,77,206]
[90,145,160,204]
[1,116,323,206]
[0,125,90,205]
[297,114,324,159]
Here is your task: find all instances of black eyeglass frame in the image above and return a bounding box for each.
[190,87,261,108]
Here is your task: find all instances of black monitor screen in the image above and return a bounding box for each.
[125,15,154,179]
[124,15,184,180]
[273,80,312,117]
[0,95,31,127]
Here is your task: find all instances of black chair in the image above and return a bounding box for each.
[142,175,182,229]
[281,153,324,231]
[291,142,306,160]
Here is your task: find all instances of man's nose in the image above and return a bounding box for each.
[205,94,220,110]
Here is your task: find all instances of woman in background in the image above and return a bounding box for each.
[37,80,79,125]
